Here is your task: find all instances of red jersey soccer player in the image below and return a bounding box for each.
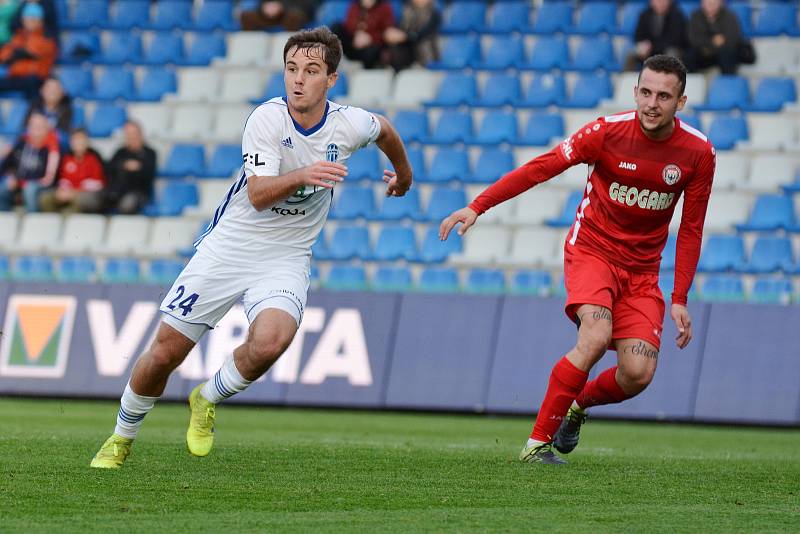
[440,55,715,464]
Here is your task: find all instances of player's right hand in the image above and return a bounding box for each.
[301,161,347,189]
[439,207,478,241]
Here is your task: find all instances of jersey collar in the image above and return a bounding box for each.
[283,97,329,137]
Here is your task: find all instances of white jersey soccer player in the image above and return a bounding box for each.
[90,27,413,468]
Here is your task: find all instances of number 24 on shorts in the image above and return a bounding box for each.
[166,285,200,317]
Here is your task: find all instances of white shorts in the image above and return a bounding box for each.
[159,250,310,343]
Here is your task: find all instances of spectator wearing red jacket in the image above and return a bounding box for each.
[39,128,106,213]
[0,2,57,98]
[333,0,394,69]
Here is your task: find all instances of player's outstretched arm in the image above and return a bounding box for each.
[439,206,478,241]
[374,114,412,197]
[670,303,692,349]
[247,161,347,211]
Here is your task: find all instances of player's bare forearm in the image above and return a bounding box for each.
[247,162,347,211]
[375,115,412,196]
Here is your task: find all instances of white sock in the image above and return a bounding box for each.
[571,401,585,412]
[200,354,252,404]
[526,438,547,448]
[114,383,158,439]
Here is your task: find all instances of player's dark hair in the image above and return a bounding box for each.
[70,127,88,136]
[640,54,687,96]
[283,26,343,75]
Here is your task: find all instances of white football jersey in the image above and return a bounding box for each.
[195,97,381,265]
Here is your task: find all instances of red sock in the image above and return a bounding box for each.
[530,356,589,442]
[575,366,629,409]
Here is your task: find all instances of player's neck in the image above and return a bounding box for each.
[639,118,676,142]
[287,101,328,131]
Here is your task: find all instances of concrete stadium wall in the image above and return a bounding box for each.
[1,282,798,426]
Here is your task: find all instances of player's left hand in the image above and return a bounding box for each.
[383,169,411,197]
[670,303,692,349]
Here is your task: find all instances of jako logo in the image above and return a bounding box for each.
[0,295,77,378]
[618,161,637,171]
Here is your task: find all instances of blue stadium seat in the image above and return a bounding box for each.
[252,71,284,103]
[58,66,93,98]
[61,31,101,63]
[473,36,526,70]
[736,194,796,232]
[425,188,466,222]
[562,72,613,108]
[511,270,553,296]
[86,103,126,137]
[0,99,27,136]
[375,189,423,221]
[148,259,185,285]
[0,256,8,279]
[135,67,177,101]
[526,36,569,71]
[441,1,486,33]
[697,235,745,272]
[89,67,135,100]
[161,144,205,178]
[311,229,330,261]
[520,74,566,107]
[326,265,367,291]
[701,274,745,302]
[695,75,750,111]
[569,36,618,71]
[729,2,753,36]
[744,77,797,112]
[203,144,242,178]
[428,35,480,69]
[71,103,85,129]
[393,110,428,143]
[466,268,506,294]
[418,225,463,263]
[194,0,237,31]
[753,2,799,36]
[485,1,530,33]
[149,1,192,30]
[331,187,375,219]
[784,170,800,194]
[531,2,573,34]
[677,112,702,131]
[572,2,617,35]
[517,112,564,146]
[328,225,372,260]
[473,111,518,145]
[373,226,418,261]
[426,72,477,107]
[315,0,349,27]
[372,266,413,291]
[546,190,583,227]
[419,267,460,292]
[661,234,678,271]
[469,147,514,183]
[427,147,470,183]
[346,147,381,180]
[426,110,473,144]
[617,3,647,36]
[13,256,54,281]
[478,73,521,107]
[706,115,748,150]
[143,32,184,65]
[183,33,226,66]
[743,236,795,273]
[103,257,141,283]
[64,0,109,30]
[750,277,794,304]
[144,181,199,216]
[111,1,151,30]
[404,147,427,182]
[98,32,142,64]
[328,70,348,101]
[59,256,97,282]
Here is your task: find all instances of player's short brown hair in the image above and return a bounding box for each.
[283,26,343,75]
[640,54,687,96]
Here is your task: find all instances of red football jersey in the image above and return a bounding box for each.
[470,111,716,305]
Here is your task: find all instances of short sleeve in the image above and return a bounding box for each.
[345,107,381,150]
[242,105,282,177]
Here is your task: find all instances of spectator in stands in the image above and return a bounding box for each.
[624,0,687,71]
[25,77,72,146]
[10,0,57,39]
[0,111,60,211]
[39,128,105,213]
[0,2,56,98]
[685,0,746,75]
[333,0,395,69]
[0,0,20,46]
[382,0,441,71]
[104,121,156,215]
[240,0,319,32]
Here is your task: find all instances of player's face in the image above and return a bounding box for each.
[634,68,687,140]
[284,45,338,114]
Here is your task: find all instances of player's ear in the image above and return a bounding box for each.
[327,71,339,90]
[676,94,687,111]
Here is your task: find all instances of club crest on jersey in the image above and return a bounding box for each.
[326,143,339,163]
[662,164,681,185]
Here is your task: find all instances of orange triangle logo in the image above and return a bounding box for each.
[17,304,66,362]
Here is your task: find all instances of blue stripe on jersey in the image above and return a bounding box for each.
[194,171,247,247]
[282,96,330,136]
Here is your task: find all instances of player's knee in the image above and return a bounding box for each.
[147,343,185,371]
[249,328,295,364]
[577,324,612,360]
[620,364,656,394]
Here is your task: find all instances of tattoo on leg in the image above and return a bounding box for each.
[625,341,658,360]
[579,308,612,323]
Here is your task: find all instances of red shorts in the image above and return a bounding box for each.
[564,249,665,350]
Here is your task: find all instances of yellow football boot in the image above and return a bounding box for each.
[90,434,133,469]
[186,384,215,457]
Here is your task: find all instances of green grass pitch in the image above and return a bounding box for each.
[1,397,798,532]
